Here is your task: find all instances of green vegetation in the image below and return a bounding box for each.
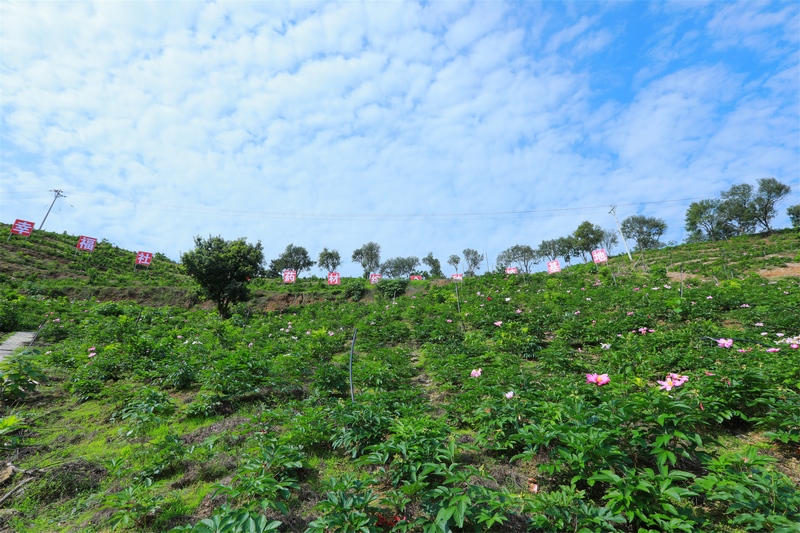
[1,223,799,532]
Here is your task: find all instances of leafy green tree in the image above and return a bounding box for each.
[720,183,756,235]
[351,242,381,278]
[536,239,560,262]
[555,236,578,264]
[181,235,264,318]
[462,248,484,276]
[750,177,791,234]
[422,252,444,278]
[267,244,314,277]
[572,221,605,261]
[496,245,539,273]
[684,199,735,242]
[379,256,420,278]
[317,248,341,273]
[600,228,619,253]
[447,254,461,273]
[621,215,667,251]
[788,204,800,229]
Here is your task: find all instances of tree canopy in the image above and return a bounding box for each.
[351,242,381,278]
[496,245,539,273]
[379,256,420,278]
[317,248,341,273]
[267,244,314,277]
[422,252,444,278]
[750,177,791,234]
[462,248,484,276]
[621,215,667,251]
[181,235,264,318]
[447,254,460,273]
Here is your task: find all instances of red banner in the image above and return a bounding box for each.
[11,219,35,237]
[369,273,382,285]
[76,236,97,251]
[451,273,463,281]
[135,251,153,266]
[505,267,518,274]
[410,275,423,280]
[327,272,341,285]
[547,260,561,274]
[591,249,608,263]
[282,269,297,283]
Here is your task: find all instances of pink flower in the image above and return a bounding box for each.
[627,311,634,316]
[505,391,515,399]
[717,338,733,348]
[53,318,60,323]
[177,335,183,339]
[574,311,580,315]
[88,352,96,358]
[706,296,713,300]
[586,373,610,386]
[667,373,689,386]
[776,333,784,337]
[494,321,503,327]
[515,309,522,314]
[601,343,611,350]
[790,344,799,349]
[761,332,768,336]
[633,288,640,291]
[704,371,715,376]
[470,368,482,378]
[766,348,780,353]
[638,327,649,334]
[248,342,253,348]
[657,377,677,391]
[740,304,750,308]
[755,322,764,326]
[88,346,96,351]
[446,319,453,323]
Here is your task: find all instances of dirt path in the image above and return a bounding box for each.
[0,332,36,363]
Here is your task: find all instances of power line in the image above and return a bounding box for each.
[61,192,711,222]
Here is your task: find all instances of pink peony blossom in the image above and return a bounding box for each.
[470,368,482,378]
[766,348,780,353]
[505,391,515,399]
[717,338,734,348]
[586,373,610,386]
[494,321,503,326]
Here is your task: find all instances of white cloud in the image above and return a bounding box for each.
[1,1,797,271]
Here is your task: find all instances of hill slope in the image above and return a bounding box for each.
[0,226,799,533]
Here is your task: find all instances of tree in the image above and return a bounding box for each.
[788,204,800,229]
[536,239,560,262]
[600,228,619,253]
[572,221,605,261]
[555,236,578,264]
[351,242,381,278]
[462,248,484,276]
[750,177,791,234]
[317,248,341,273]
[380,256,420,278]
[497,245,539,274]
[181,235,264,318]
[684,199,734,242]
[267,244,314,277]
[621,215,667,251]
[422,252,444,278]
[447,254,461,273]
[720,183,756,235]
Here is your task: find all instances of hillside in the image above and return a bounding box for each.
[0,226,799,533]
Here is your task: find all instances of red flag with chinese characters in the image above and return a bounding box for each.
[283,270,297,283]
[451,273,463,281]
[11,219,35,237]
[591,249,608,263]
[410,275,423,280]
[547,260,561,274]
[327,272,341,285]
[505,267,518,274]
[135,252,153,266]
[369,273,382,285]
[76,236,97,251]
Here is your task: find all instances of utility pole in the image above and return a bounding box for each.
[40,189,66,229]
[610,205,633,261]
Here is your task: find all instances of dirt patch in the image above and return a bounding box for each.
[759,262,800,278]
[181,417,248,446]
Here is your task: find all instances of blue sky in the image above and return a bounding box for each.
[1,1,798,276]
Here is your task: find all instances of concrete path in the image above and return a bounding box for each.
[0,332,36,363]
